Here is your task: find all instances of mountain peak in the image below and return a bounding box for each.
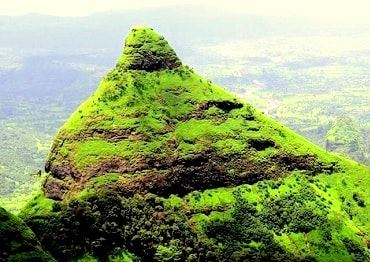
[116,27,181,71]
[43,27,341,201]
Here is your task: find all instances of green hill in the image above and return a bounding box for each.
[22,27,370,261]
[0,206,54,261]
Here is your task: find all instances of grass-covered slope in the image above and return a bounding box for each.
[0,206,53,261]
[23,27,370,261]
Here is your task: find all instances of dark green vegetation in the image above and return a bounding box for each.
[16,27,370,261]
[0,206,53,261]
[326,116,369,165]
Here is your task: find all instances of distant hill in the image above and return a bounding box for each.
[326,116,369,165]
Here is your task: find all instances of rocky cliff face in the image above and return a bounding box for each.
[117,26,182,71]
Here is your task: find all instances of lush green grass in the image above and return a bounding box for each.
[20,190,54,218]
[74,138,165,170]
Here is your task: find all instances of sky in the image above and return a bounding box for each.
[1,0,370,23]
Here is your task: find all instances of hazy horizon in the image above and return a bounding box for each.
[2,0,370,25]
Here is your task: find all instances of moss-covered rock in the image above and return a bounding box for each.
[117,26,181,71]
